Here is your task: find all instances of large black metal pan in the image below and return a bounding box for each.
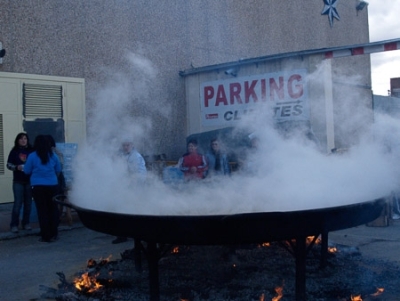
[55,196,386,301]
[55,196,385,245]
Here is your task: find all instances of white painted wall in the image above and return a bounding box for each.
[0,72,86,204]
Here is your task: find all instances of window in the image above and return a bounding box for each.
[23,83,63,119]
[22,83,65,143]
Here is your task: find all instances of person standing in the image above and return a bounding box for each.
[24,135,61,242]
[112,140,147,244]
[46,135,67,195]
[238,133,260,175]
[7,132,34,233]
[205,138,231,178]
[178,139,208,181]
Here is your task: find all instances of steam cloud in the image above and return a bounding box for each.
[69,53,400,215]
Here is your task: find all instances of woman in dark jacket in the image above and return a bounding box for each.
[7,132,34,233]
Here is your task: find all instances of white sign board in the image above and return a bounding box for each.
[200,69,309,127]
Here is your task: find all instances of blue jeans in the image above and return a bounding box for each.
[10,182,32,228]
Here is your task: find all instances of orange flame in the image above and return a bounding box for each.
[351,294,362,301]
[306,236,321,244]
[259,293,265,301]
[172,246,179,253]
[272,286,283,301]
[259,242,270,248]
[74,272,103,293]
[371,287,384,296]
[86,255,112,268]
[328,246,337,253]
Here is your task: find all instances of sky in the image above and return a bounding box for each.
[368,0,400,96]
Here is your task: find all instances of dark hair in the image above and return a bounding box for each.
[33,135,53,164]
[187,139,198,146]
[12,132,32,150]
[46,135,56,148]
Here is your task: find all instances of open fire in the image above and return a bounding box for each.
[40,240,400,301]
[73,256,112,294]
[74,272,103,293]
[271,285,284,301]
[259,279,284,300]
[371,287,384,296]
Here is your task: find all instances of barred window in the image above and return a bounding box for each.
[23,83,63,119]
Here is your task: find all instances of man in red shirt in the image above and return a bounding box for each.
[178,139,208,181]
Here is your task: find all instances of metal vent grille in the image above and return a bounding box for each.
[23,83,63,119]
[0,115,4,174]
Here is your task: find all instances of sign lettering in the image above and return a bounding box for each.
[200,69,309,126]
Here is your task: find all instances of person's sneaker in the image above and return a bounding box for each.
[10,226,19,233]
[23,224,32,230]
[392,213,400,220]
[112,237,128,244]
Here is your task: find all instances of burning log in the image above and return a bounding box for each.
[371,287,384,296]
[351,294,363,301]
[74,271,103,293]
[272,285,284,301]
[73,256,113,294]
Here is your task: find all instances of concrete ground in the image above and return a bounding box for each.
[1,202,400,300]
[0,202,134,301]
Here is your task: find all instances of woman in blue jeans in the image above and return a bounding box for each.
[6,132,34,233]
[24,135,61,242]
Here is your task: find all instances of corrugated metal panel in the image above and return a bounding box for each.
[0,114,4,174]
[23,83,63,119]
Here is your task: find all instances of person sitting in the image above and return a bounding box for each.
[178,139,208,181]
[205,138,231,178]
[112,139,147,244]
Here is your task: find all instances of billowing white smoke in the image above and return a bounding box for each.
[69,54,400,215]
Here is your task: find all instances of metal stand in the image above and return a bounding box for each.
[145,242,160,301]
[293,237,307,301]
[320,231,329,268]
[133,238,143,272]
[136,235,331,301]
[278,233,330,301]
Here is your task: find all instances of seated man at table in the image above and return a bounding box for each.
[177,139,208,181]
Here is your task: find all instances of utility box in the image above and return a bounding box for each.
[0,72,86,204]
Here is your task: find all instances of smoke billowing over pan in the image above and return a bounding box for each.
[69,53,400,215]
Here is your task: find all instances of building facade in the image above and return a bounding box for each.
[0,1,371,153]
[0,1,372,202]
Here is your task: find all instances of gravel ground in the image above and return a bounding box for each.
[40,241,400,301]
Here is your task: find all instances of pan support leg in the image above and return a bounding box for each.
[134,238,143,272]
[294,236,307,301]
[320,231,328,268]
[145,242,160,301]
